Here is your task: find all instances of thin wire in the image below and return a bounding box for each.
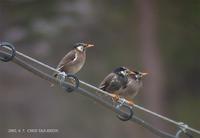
[10,54,176,138]
[133,104,200,135]
[16,51,114,97]
[1,47,200,136]
[131,115,176,138]
[16,51,57,73]
[134,104,177,124]
[79,80,114,96]
[15,50,200,135]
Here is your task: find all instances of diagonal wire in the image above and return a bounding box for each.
[16,51,115,97]
[0,49,176,138]
[1,44,200,138]
[1,51,175,138]
[15,49,200,135]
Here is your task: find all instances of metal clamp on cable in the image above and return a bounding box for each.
[176,122,193,138]
[115,98,133,121]
[0,42,16,62]
[57,72,79,93]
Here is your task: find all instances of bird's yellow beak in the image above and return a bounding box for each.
[86,44,94,48]
[140,72,148,76]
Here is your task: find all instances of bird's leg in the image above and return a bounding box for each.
[125,97,134,106]
[110,93,120,103]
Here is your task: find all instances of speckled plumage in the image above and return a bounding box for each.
[99,72,128,93]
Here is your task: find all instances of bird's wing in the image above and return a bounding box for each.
[56,50,76,71]
[99,73,116,91]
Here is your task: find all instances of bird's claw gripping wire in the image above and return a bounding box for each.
[0,42,16,62]
[176,122,193,138]
[111,94,120,102]
[115,97,133,121]
[57,72,79,93]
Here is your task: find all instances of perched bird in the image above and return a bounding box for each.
[53,43,94,77]
[120,70,148,100]
[51,43,94,87]
[99,67,147,105]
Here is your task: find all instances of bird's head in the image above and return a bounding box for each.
[74,43,94,52]
[129,70,148,81]
[113,67,132,77]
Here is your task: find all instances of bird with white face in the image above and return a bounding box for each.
[53,43,94,77]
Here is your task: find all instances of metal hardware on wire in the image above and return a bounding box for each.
[115,98,133,121]
[1,42,200,138]
[175,122,193,138]
[57,72,79,92]
[132,104,200,135]
[0,42,131,106]
[0,42,16,62]
[0,42,79,93]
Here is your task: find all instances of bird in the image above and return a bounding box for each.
[99,67,147,105]
[120,70,148,101]
[51,43,94,86]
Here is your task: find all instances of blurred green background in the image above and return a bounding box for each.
[0,0,200,138]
